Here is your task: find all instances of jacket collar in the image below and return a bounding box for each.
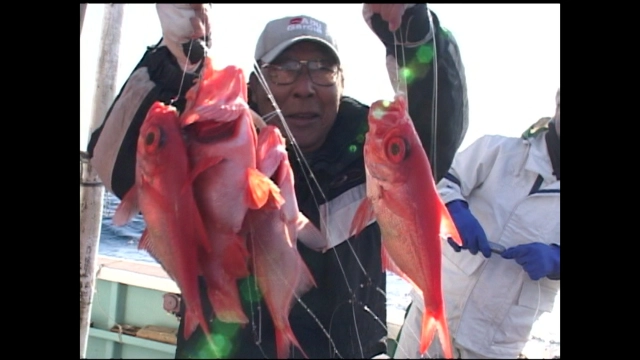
[525,134,558,189]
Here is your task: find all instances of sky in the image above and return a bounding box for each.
[80,4,560,348]
[80,4,560,153]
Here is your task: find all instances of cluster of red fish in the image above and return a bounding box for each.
[112,57,317,359]
[112,54,462,359]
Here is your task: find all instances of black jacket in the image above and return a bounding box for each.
[87,4,468,359]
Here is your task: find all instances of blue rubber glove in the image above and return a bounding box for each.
[501,243,560,280]
[445,200,492,258]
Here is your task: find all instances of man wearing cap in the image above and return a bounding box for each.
[87,4,469,359]
[394,88,560,359]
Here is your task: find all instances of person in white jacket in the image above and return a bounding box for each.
[394,88,560,359]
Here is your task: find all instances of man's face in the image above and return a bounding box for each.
[250,41,344,153]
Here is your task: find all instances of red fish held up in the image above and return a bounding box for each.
[181,57,284,325]
[349,94,462,359]
[111,101,211,342]
[246,125,316,359]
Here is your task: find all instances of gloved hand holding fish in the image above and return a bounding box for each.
[349,93,462,359]
[445,199,493,258]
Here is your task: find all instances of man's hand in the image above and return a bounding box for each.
[363,4,432,48]
[502,243,560,281]
[364,4,411,32]
[188,4,210,40]
[156,4,212,72]
[445,200,492,258]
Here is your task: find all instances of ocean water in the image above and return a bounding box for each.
[97,192,559,358]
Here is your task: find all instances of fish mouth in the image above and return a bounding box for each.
[185,119,238,143]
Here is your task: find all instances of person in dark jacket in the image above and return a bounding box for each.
[87,4,469,359]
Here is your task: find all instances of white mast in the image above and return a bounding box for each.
[80,4,124,358]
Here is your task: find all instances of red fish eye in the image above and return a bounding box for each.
[143,127,165,151]
[386,137,407,163]
[144,131,156,146]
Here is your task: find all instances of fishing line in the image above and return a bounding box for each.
[426,5,439,180]
[260,110,282,124]
[171,39,195,106]
[172,14,211,106]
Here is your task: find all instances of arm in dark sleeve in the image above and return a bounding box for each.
[366,4,469,182]
[86,42,202,199]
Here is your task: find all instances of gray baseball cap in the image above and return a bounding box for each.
[254,15,340,64]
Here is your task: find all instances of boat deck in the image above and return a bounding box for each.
[88,255,405,359]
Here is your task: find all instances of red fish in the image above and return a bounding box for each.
[181,57,284,325]
[111,101,211,341]
[246,125,316,359]
[349,94,463,359]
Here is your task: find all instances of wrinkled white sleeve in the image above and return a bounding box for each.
[437,135,506,204]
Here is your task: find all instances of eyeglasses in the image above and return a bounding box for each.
[261,59,340,87]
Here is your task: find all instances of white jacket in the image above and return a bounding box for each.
[406,129,560,358]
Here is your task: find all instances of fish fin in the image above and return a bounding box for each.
[222,232,251,279]
[381,245,420,291]
[275,324,308,359]
[199,251,249,325]
[245,167,284,210]
[295,252,318,294]
[193,211,214,255]
[349,197,376,238]
[182,311,199,341]
[420,308,454,359]
[188,156,224,185]
[112,186,139,226]
[296,212,327,252]
[181,298,212,343]
[136,230,173,279]
[207,280,249,324]
[440,200,463,247]
[138,228,151,251]
[137,229,166,270]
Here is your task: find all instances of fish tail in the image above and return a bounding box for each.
[182,308,210,341]
[420,308,454,359]
[275,323,307,359]
[183,311,198,340]
[206,276,249,324]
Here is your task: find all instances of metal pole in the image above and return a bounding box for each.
[80,3,87,36]
[80,4,124,359]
